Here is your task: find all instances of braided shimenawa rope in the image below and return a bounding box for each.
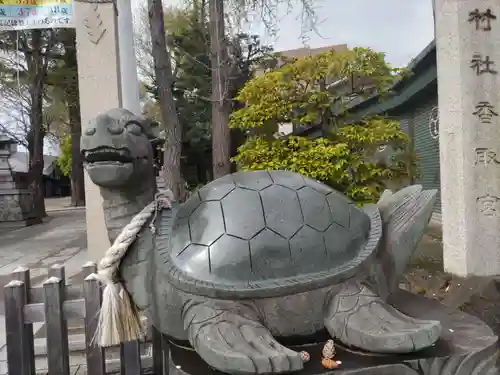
[95,190,173,347]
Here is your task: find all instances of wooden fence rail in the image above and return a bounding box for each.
[4,263,168,375]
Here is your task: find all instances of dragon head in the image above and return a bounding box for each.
[81,108,157,189]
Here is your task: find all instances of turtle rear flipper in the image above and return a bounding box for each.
[375,186,437,296]
[183,300,305,374]
[324,282,442,353]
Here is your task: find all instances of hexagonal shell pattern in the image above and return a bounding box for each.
[268,170,306,190]
[289,225,328,273]
[222,188,265,240]
[167,170,381,300]
[232,170,273,190]
[198,174,235,201]
[260,185,303,239]
[249,229,293,280]
[209,234,253,281]
[188,201,225,246]
[297,187,332,231]
[176,192,201,219]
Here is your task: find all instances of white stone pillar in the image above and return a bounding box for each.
[74,0,122,261]
[436,0,500,276]
[116,0,141,114]
[431,0,436,36]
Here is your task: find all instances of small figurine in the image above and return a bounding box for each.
[322,339,336,359]
[321,339,340,369]
[300,351,310,363]
[322,358,340,370]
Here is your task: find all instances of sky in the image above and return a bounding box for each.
[3,0,435,156]
[132,0,435,68]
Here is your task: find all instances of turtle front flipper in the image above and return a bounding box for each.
[324,282,442,353]
[183,300,305,374]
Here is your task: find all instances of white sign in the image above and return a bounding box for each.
[0,0,73,30]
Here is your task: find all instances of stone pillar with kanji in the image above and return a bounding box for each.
[74,0,122,260]
[436,0,500,275]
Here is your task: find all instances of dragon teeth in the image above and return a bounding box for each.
[86,148,128,156]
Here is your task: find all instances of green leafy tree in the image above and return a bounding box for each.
[56,135,72,177]
[230,47,414,203]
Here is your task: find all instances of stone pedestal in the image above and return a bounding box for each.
[435,0,500,276]
[163,291,498,375]
[0,136,41,230]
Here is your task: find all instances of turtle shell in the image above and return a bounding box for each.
[164,170,382,299]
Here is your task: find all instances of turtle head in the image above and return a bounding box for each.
[370,185,437,297]
[81,108,156,189]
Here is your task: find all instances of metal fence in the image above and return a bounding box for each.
[4,263,168,375]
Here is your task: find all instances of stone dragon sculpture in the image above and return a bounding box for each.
[82,109,443,375]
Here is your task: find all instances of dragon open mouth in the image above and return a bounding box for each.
[83,147,133,164]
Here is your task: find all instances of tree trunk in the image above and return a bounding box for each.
[28,29,47,218]
[63,29,85,207]
[148,0,185,200]
[68,105,85,206]
[209,0,231,179]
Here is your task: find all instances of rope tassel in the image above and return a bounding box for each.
[94,190,173,347]
[94,284,130,346]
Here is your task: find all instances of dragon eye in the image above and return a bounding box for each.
[126,122,143,135]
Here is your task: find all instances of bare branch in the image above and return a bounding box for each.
[226,0,322,43]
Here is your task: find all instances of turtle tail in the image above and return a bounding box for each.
[369,185,437,298]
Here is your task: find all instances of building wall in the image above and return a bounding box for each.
[255,44,348,77]
[367,95,441,214]
[400,95,441,214]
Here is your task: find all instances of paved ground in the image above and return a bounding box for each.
[0,209,88,374]
[45,196,74,211]
[0,209,88,288]
[0,204,446,374]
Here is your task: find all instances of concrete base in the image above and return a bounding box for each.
[165,290,498,375]
[0,191,42,230]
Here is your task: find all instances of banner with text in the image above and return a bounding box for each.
[0,0,73,31]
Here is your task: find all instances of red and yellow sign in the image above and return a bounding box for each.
[0,0,73,30]
[0,0,71,5]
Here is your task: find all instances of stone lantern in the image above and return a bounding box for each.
[0,135,41,230]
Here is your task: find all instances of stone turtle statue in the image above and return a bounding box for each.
[82,109,442,375]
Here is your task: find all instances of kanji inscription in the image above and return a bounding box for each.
[469,8,497,31]
[470,54,497,75]
[477,194,500,216]
[429,106,439,139]
[473,101,499,123]
[474,148,500,165]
